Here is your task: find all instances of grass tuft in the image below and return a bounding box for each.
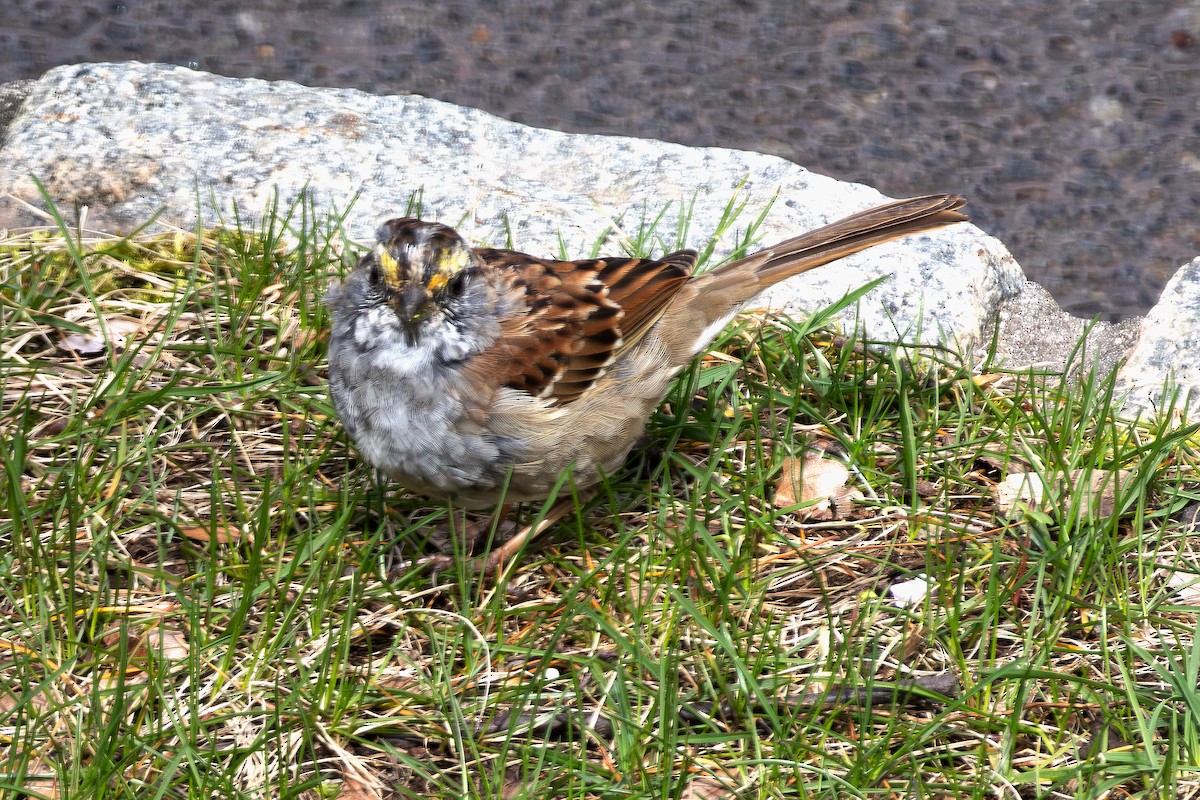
[3,195,1200,798]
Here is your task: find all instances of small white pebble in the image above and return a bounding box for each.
[889,575,931,608]
[1167,570,1200,606]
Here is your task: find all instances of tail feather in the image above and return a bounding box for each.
[659,193,969,363]
[703,194,968,302]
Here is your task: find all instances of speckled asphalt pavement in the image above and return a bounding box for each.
[2,0,1198,319]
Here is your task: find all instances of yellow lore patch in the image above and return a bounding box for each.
[375,246,400,283]
[434,246,469,282]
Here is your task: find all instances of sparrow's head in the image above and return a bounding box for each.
[362,218,473,331]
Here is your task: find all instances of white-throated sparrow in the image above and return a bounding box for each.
[326,195,967,556]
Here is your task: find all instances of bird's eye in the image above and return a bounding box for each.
[446,270,468,297]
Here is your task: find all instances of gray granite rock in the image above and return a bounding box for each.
[3,63,1197,423]
[0,62,1017,355]
[0,79,32,144]
[1117,257,1200,419]
[992,281,1141,381]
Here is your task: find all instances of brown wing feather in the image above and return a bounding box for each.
[464,247,695,404]
[599,251,695,361]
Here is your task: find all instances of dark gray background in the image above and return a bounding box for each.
[3,0,1198,319]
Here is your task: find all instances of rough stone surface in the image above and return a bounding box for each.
[0,62,1018,354]
[992,282,1141,380]
[1118,257,1200,418]
[0,78,31,141]
[8,61,1200,422]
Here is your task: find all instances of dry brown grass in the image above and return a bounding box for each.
[4,213,1200,798]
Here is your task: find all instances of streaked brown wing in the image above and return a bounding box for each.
[599,250,695,361]
[465,247,696,403]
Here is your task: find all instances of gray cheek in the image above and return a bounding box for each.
[355,307,397,347]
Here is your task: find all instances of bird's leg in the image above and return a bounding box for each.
[409,503,514,572]
[472,503,515,550]
[478,497,574,576]
[410,497,575,577]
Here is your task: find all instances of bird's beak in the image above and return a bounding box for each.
[391,282,433,324]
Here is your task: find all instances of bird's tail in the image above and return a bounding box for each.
[699,193,968,304]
